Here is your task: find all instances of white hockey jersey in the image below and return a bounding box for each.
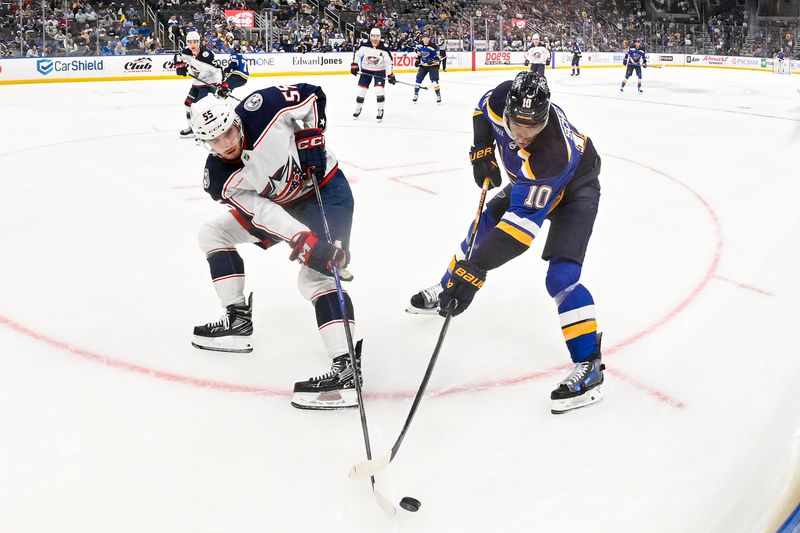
[353,40,394,73]
[202,84,337,241]
[525,45,550,65]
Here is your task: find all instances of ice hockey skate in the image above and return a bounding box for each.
[551,335,604,414]
[291,340,362,410]
[376,109,384,122]
[353,109,361,119]
[406,282,442,315]
[179,127,195,138]
[412,94,418,103]
[191,294,253,353]
[436,94,442,104]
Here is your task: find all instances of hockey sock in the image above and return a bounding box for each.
[638,81,642,89]
[546,260,598,363]
[414,84,420,95]
[315,291,355,357]
[207,250,246,307]
[434,85,441,94]
[185,105,192,129]
[375,86,385,112]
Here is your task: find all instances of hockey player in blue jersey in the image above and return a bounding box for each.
[188,85,363,411]
[621,39,647,93]
[216,43,250,98]
[407,72,605,414]
[413,34,443,104]
[571,41,582,76]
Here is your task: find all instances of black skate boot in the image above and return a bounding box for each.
[179,127,195,138]
[291,340,363,410]
[191,293,253,353]
[405,282,442,315]
[550,334,605,414]
[412,94,419,103]
[436,94,442,104]
[353,109,361,119]
[376,109,384,122]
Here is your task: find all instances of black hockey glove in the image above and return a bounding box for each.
[469,143,502,189]
[524,59,530,66]
[174,60,188,76]
[295,128,326,183]
[215,81,230,98]
[546,57,551,66]
[289,231,346,276]
[643,60,648,68]
[438,260,487,317]
[350,62,359,76]
[414,58,421,67]
[387,73,397,85]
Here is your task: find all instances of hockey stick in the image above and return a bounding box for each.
[308,168,396,516]
[349,177,492,481]
[357,70,428,89]
[186,71,242,102]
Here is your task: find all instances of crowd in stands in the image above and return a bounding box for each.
[1,0,797,58]
[1,0,165,56]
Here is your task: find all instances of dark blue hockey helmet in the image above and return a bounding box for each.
[504,71,550,126]
[232,44,242,54]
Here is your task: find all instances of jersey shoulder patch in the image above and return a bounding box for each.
[204,155,243,201]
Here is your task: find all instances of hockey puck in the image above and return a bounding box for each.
[399,496,421,512]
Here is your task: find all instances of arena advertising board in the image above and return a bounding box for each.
[0,51,794,84]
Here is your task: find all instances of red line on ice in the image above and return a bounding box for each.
[1,156,720,408]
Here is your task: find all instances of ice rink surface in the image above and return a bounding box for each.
[1,65,799,533]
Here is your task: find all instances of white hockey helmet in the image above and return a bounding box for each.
[370,28,381,37]
[186,30,200,42]
[191,96,240,142]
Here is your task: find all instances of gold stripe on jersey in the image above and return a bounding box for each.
[497,221,534,246]
[562,320,597,341]
[473,109,484,117]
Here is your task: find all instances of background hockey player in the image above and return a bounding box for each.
[524,34,550,76]
[216,43,249,98]
[571,40,582,76]
[621,39,647,93]
[189,85,363,411]
[174,30,221,138]
[407,72,605,414]
[351,27,396,122]
[413,33,443,104]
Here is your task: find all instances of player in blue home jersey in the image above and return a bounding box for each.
[621,39,647,93]
[408,72,605,414]
[571,41,582,76]
[217,43,249,97]
[188,85,364,411]
[413,34,443,104]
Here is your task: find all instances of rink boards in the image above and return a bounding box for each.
[0,50,797,84]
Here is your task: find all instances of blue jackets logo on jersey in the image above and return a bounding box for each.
[244,93,263,111]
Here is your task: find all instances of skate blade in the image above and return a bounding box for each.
[404,305,440,315]
[191,335,253,353]
[291,389,358,410]
[551,387,603,415]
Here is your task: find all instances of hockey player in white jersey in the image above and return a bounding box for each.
[350,27,396,122]
[189,85,363,410]
[524,34,550,76]
[174,30,223,138]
